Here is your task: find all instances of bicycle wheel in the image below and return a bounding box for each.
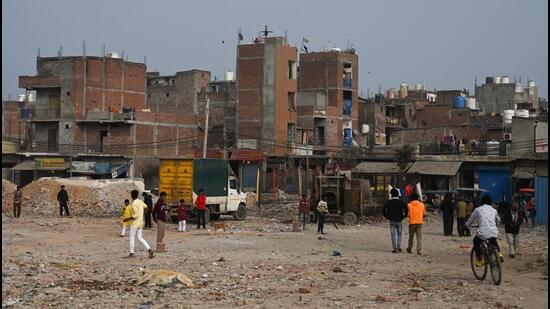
[470,247,487,280]
[489,248,502,285]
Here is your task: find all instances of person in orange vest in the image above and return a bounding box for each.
[406,193,426,255]
[195,189,207,230]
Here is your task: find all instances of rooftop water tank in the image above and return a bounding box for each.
[467,97,476,109]
[503,110,514,124]
[528,80,536,88]
[107,52,120,59]
[399,82,408,98]
[17,94,26,102]
[494,76,502,84]
[515,82,522,93]
[361,124,369,134]
[453,96,466,109]
[501,76,510,84]
[224,71,234,81]
[331,48,342,52]
[387,88,397,99]
[415,83,424,91]
[485,77,494,84]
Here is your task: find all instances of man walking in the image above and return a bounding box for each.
[57,185,70,217]
[440,193,455,236]
[503,201,522,258]
[456,196,467,236]
[153,192,168,252]
[383,188,408,253]
[124,189,154,259]
[195,189,207,230]
[13,186,22,218]
[406,193,425,255]
[298,194,310,230]
[142,192,153,229]
[317,197,328,235]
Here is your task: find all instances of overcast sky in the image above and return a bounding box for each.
[2,0,548,99]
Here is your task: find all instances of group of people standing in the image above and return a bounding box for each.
[120,188,208,258]
[298,194,329,234]
[383,189,426,254]
[12,185,71,218]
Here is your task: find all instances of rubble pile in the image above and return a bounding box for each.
[19,178,145,217]
[2,179,17,214]
[256,201,300,223]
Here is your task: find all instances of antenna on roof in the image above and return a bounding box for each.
[284,29,288,40]
[260,25,273,38]
[82,41,86,57]
[58,46,63,58]
[37,47,40,58]
[102,44,106,57]
[144,55,147,65]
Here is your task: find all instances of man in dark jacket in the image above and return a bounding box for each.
[383,188,408,253]
[142,192,153,229]
[153,192,168,252]
[57,185,70,217]
[440,193,455,236]
[503,202,522,258]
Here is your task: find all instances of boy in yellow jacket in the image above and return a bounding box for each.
[120,199,132,237]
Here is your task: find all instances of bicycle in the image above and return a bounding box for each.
[469,226,502,285]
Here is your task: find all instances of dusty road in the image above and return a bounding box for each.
[2,209,548,308]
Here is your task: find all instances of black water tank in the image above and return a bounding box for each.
[485,77,494,84]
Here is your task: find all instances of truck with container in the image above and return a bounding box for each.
[159,158,248,224]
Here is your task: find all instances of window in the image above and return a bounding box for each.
[288,60,297,80]
[229,179,237,190]
[287,123,296,146]
[287,92,295,111]
[165,93,169,97]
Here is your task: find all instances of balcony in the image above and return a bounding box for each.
[19,75,60,89]
[343,78,353,89]
[20,108,60,121]
[418,142,506,156]
[18,139,128,156]
[76,111,135,123]
[343,100,352,117]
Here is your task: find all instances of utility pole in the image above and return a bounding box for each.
[305,131,310,197]
[202,96,210,159]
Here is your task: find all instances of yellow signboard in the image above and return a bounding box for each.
[35,157,65,169]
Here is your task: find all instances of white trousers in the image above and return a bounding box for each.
[178,220,186,232]
[506,233,519,255]
[121,225,127,236]
[129,226,151,253]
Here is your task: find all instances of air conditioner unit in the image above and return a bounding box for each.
[503,133,512,141]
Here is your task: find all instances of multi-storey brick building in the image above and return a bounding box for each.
[476,76,539,114]
[297,49,359,155]
[236,36,298,157]
[16,55,199,187]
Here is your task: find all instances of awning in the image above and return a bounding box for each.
[407,161,462,176]
[352,162,410,174]
[10,160,35,171]
[511,167,535,179]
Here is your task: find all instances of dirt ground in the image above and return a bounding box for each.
[2,207,548,309]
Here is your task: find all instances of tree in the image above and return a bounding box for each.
[395,145,414,174]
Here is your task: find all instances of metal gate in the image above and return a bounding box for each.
[535,176,548,226]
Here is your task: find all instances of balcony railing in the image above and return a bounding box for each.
[343,100,352,117]
[18,139,129,155]
[418,142,506,156]
[20,108,60,120]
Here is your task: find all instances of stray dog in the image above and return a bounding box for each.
[210,222,227,232]
[136,269,195,288]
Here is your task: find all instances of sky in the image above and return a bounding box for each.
[2,0,548,99]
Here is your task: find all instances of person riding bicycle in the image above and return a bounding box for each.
[466,194,504,267]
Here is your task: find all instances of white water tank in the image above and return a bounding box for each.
[494,76,502,84]
[107,52,120,58]
[528,80,536,88]
[515,82,522,93]
[361,124,369,134]
[501,76,510,84]
[503,110,514,124]
[224,71,234,81]
[467,97,476,109]
[17,94,26,102]
[515,109,529,118]
[330,48,342,52]
[399,82,409,98]
[415,83,424,91]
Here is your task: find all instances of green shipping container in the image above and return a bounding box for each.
[193,159,229,197]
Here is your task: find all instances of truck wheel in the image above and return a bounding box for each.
[233,204,247,221]
[210,213,221,220]
[343,212,358,225]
